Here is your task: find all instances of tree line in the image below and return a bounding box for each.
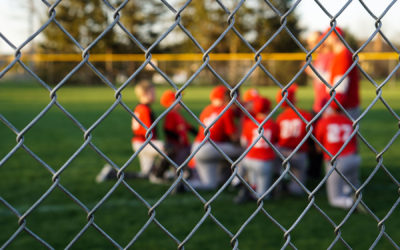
[37,0,303,86]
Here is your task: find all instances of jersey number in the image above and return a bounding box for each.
[280,119,302,139]
[327,124,352,143]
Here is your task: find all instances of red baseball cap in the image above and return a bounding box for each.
[160,90,176,108]
[210,85,228,101]
[253,96,271,114]
[243,88,259,102]
[276,84,298,108]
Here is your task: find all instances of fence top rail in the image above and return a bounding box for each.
[0,52,398,62]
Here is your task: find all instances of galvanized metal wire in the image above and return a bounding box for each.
[1,0,400,249]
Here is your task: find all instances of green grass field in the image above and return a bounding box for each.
[0,80,399,249]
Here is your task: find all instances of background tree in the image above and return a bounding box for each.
[174,0,303,86]
[38,0,303,86]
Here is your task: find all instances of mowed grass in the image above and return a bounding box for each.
[0,80,399,249]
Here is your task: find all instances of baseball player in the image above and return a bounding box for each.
[150,90,197,183]
[276,84,312,195]
[190,85,242,190]
[230,88,261,188]
[96,79,164,182]
[236,96,279,202]
[304,31,333,180]
[315,106,361,209]
[131,79,165,179]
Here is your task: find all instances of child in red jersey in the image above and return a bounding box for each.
[96,79,164,182]
[190,85,242,190]
[276,85,312,195]
[315,106,361,209]
[150,90,197,182]
[236,96,279,201]
[230,88,261,188]
[131,80,164,178]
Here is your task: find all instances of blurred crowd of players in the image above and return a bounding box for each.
[96,27,362,211]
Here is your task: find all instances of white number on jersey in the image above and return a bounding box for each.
[327,124,352,143]
[252,129,272,149]
[280,119,302,139]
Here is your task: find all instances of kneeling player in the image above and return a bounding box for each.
[150,90,197,183]
[315,107,361,209]
[236,96,279,202]
[96,79,164,182]
[191,85,242,190]
[276,85,312,195]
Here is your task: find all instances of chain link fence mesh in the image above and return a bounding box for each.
[1,0,400,249]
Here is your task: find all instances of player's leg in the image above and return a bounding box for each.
[288,152,308,195]
[233,158,255,203]
[133,140,164,176]
[248,159,274,199]
[339,154,361,197]
[325,159,353,209]
[191,142,220,190]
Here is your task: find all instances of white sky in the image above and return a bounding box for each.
[0,0,399,54]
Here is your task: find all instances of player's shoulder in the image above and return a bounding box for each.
[135,103,151,112]
[165,109,177,119]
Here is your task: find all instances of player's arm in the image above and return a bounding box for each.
[132,105,153,136]
[330,52,352,109]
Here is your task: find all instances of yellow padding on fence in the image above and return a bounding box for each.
[0,52,398,62]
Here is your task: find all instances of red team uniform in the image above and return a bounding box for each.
[276,109,312,153]
[315,113,357,160]
[164,110,192,147]
[276,86,312,195]
[239,97,278,199]
[132,104,157,143]
[241,118,278,161]
[195,105,236,143]
[132,103,164,177]
[191,86,242,190]
[315,111,360,209]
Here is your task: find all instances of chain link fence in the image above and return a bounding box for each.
[1,0,400,249]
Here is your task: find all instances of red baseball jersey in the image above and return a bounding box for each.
[241,118,279,161]
[164,109,191,146]
[315,113,357,160]
[195,104,236,143]
[132,104,157,142]
[276,108,312,152]
[328,48,360,109]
